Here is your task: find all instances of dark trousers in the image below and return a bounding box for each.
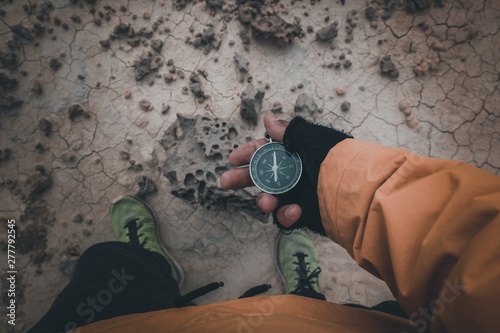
[29,242,406,333]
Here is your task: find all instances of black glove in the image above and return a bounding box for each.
[273,117,353,235]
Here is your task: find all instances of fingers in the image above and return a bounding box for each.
[256,193,278,213]
[276,204,302,227]
[220,167,253,189]
[228,138,268,166]
[264,113,289,142]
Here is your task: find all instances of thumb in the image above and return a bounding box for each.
[264,113,289,142]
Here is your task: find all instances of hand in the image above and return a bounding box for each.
[220,113,302,227]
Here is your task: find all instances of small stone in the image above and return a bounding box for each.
[70,14,81,23]
[38,118,52,136]
[316,23,338,41]
[177,70,185,79]
[32,79,43,94]
[339,53,346,60]
[197,67,205,74]
[265,83,270,89]
[307,25,314,33]
[271,101,283,114]
[336,85,346,95]
[139,99,153,111]
[290,86,296,92]
[120,151,130,160]
[73,213,83,223]
[406,114,420,132]
[380,55,399,79]
[143,12,151,20]
[234,52,250,72]
[365,6,376,20]
[124,91,132,99]
[49,58,62,71]
[82,230,92,237]
[182,86,188,94]
[343,59,352,68]
[297,83,304,89]
[229,40,235,46]
[163,73,175,83]
[150,39,163,52]
[161,104,170,114]
[398,99,409,111]
[341,101,351,112]
[68,104,84,121]
[62,23,69,30]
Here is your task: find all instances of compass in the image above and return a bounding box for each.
[249,138,302,195]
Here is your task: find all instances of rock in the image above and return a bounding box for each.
[343,59,352,68]
[136,176,157,197]
[336,85,346,95]
[0,52,17,68]
[163,73,176,83]
[271,101,283,114]
[70,14,81,23]
[161,104,170,115]
[380,55,399,79]
[234,52,249,72]
[0,73,18,90]
[341,101,351,112]
[124,91,132,99]
[238,6,302,46]
[294,94,318,117]
[49,58,62,71]
[73,213,83,223]
[398,99,409,111]
[189,72,206,102]
[68,104,84,121]
[139,99,153,111]
[31,79,43,94]
[120,151,130,160]
[134,55,155,81]
[151,39,163,52]
[160,114,265,221]
[406,114,420,131]
[206,0,224,11]
[240,84,265,125]
[38,118,52,136]
[99,39,110,49]
[365,6,376,20]
[316,23,338,41]
[12,25,34,40]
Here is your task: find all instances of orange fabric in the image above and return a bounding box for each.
[74,295,416,333]
[318,139,500,332]
[75,139,500,333]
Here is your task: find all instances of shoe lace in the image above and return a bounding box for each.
[292,252,321,293]
[125,218,147,247]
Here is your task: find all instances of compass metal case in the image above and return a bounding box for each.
[249,142,302,194]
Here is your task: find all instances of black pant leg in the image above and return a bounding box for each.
[343,300,408,319]
[28,241,180,333]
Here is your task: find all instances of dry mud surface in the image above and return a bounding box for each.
[0,0,499,331]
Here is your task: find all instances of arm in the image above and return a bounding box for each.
[319,138,500,332]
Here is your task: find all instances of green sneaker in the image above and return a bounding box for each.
[110,195,184,287]
[276,231,322,296]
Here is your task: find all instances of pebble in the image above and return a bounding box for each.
[398,99,409,111]
[341,101,351,112]
[336,85,346,95]
[124,91,132,99]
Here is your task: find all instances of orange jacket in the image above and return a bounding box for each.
[75,139,500,333]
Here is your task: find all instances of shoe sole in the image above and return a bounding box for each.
[112,194,185,289]
[275,232,289,292]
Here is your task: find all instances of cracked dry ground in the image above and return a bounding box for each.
[0,0,499,331]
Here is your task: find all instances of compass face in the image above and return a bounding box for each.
[249,142,302,194]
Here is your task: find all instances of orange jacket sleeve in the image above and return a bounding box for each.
[317,139,500,333]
